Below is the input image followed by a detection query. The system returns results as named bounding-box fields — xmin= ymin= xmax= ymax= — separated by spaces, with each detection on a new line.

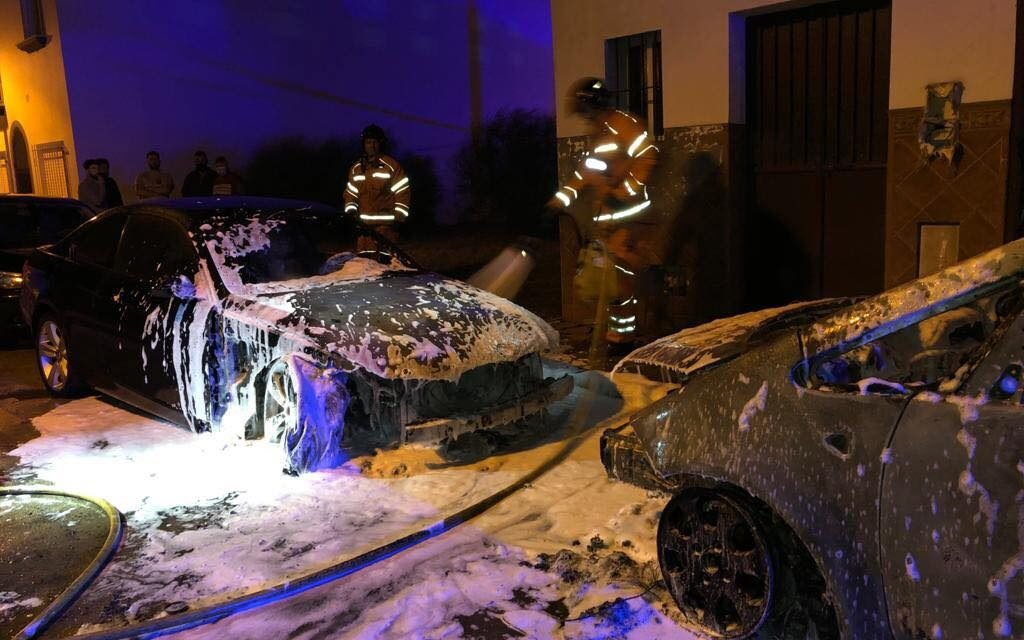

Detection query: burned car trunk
xmin=602 ymin=238 xmax=1024 ymax=638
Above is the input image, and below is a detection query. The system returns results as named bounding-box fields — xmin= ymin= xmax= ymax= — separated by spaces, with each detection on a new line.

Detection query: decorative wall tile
xmin=885 ymin=100 xmax=1011 ymax=287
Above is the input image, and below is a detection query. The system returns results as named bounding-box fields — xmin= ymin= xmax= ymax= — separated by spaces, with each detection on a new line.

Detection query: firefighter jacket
xmin=343 ymin=154 xmax=411 ymax=224
xmin=551 ymin=109 xmax=658 ymax=226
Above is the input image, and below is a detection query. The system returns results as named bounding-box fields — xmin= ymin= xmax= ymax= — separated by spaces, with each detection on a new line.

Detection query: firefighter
xmin=548 ymin=77 xmax=659 ymax=345
xmin=343 ymin=124 xmax=411 ymax=242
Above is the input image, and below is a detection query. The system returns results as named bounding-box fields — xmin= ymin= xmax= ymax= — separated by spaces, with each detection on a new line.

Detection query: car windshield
xmin=0 ymin=201 xmax=92 ymax=249
xmin=206 ymin=210 xmax=416 ymax=293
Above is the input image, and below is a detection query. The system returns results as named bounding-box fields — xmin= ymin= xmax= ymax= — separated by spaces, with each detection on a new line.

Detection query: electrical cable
xmin=0 ymin=487 xmax=123 ymax=640
xmin=16 ymin=369 xmax=610 ymax=639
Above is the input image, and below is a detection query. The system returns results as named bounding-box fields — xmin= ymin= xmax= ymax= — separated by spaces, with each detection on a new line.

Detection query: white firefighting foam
xmin=7 ymin=369 xmax=695 ymax=639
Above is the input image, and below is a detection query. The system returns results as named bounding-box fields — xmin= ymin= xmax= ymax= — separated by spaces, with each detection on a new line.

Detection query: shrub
xmin=453 ymin=109 xmax=557 ymax=233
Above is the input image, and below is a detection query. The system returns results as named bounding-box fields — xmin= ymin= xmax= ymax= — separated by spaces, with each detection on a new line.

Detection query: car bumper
xmin=401 ymin=374 xmax=574 ymax=445
xmin=0 ymin=292 xmax=27 ymax=335
xmin=599 ymin=425 xmax=679 ymax=492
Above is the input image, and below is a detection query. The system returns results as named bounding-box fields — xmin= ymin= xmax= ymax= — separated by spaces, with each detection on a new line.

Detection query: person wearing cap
xmin=547 ymin=77 xmax=660 ymax=346
xmin=182 ymin=150 xmax=217 ymax=197
xmin=78 ymin=158 xmax=106 ymax=210
xmin=343 ymin=124 xmax=410 ymax=241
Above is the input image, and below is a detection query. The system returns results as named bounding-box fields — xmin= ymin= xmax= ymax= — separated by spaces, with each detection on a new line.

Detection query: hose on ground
xmin=14 ymin=371 xmax=610 ymax=639
xmin=0 ymin=487 xmax=123 ymax=640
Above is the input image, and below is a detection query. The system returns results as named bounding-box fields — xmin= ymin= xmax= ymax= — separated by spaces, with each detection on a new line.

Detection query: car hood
xmin=0 ymin=248 xmax=32 ymax=275
xmin=614 ymin=298 xmax=855 ymax=384
xmin=224 ymin=271 xmax=559 ymax=381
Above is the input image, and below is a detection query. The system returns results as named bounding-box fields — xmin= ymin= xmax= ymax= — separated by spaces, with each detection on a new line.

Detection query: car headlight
xmin=0 ymin=271 xmax=24 ymax=290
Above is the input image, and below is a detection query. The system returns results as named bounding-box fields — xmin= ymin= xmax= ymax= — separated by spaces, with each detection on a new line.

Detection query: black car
xmin=0 ymin=195 xmax=93 ymax=334
xmin=20 ymin=197 xmax=569 ymax=473
xmin=603 ymin=239 xmax=1024 ymax=639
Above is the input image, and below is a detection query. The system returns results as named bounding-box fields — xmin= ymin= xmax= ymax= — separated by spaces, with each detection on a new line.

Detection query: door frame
xmin=1005 ymin=0 xmax=1024 ymax=241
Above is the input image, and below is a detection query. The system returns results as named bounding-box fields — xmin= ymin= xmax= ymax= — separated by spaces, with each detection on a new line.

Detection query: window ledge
xmin=17 ymin=34 xmax=50 ymax=53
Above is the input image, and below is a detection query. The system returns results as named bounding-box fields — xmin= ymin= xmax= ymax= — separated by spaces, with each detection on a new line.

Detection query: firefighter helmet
xmin=568 ymin=77 xmax=611 ymax=115
xmin=361 ymin=124 xmax=387 ymax=145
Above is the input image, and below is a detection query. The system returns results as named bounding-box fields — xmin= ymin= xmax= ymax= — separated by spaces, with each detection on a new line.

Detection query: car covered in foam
xmin=603 ymin=238 xmax=1024 ymax=639
xmin=21 ymin=197 xmax=570 ymax=472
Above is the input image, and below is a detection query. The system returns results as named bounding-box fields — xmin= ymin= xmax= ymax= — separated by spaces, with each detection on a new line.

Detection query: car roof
xmin=109 ymin=196 xmax=339 ymax=229
xmin=805 ymin=236 xmax=1024 ymax=359
xmin=0 ymin=194 xmax=92 ymax=208
xmin=134 ymin=196 xmax=337 ymax=215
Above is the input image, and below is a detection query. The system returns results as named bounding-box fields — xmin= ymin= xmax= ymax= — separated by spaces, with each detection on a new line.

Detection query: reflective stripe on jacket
xmin=343 ymin=154 xmax=411 ymax=224
xmin=552 ymin=110 xmax=658 ymax=224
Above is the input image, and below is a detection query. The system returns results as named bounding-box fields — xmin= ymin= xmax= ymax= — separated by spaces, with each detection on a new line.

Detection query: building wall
xmin=0 ymin=0 xmax=79 ymax=196
xmin=51 ymin=0 xmax=552 ymax=214
xmin=884 ymin=0 xmax=1017 ymax=286
xmin=889 ymin=0 xmax=1016 ymax=109
xmin=551 ymin=0 xmax=1019 ymax=321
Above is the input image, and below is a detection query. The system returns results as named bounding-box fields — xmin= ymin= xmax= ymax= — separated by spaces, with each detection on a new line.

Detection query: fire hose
xmin=4 ymin=372 xmax=609 ymax=640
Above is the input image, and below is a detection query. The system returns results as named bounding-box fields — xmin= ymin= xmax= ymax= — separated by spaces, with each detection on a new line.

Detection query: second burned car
xmin=604 ymin=240 xmax=1024 ymax=639
xmin=21 ymin=198 xmax=571 ymax=472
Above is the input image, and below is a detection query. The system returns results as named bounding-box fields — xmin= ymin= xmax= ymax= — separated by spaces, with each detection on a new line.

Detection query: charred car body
xmin=21 ymin=198 xmax=570 ymax=472
xmin=605 ymin=240 xmax=1024 ymax=639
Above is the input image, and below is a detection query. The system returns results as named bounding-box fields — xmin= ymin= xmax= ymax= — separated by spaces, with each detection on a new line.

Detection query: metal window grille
xmin=20 ymin=0 xmax=45 ymax=38
xmin=0 ymin=153 xmax=10 ymax=194
xmin=37 ymin=143 xmax=69 ymax=197
xmin=604 ymin=30 xmax=663 ymax=137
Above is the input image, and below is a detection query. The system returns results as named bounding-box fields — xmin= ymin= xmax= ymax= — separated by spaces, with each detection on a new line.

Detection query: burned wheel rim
xmin=37 ymin=320 xmax=69 ymax=392
xmin=658 ymin=489 xmax=774 ymax=638
xmin=264 ymin=360 xmax=297 ymax=443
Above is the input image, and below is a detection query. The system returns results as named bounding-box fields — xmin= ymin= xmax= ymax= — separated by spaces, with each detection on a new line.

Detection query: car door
xmin=61 ymin=212 xmax=126 ymax=387
xmin=108 ymin=213 xmax=202 ymax=414
xmin=880 ymin=283 xmax=1024 ymax=639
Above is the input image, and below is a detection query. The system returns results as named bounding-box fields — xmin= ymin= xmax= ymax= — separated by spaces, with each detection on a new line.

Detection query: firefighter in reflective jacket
xmin=548 ymin=77 xmax=659 ymax=344
xmin=344 ymin=124 xmax=411 ymax=239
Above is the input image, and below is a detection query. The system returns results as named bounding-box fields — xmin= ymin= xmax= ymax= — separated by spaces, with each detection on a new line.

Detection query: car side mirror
xmin=151 ymin=274 xmax=200 ymax=301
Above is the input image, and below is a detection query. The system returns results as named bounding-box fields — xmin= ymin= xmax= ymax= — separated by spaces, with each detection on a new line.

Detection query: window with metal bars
xmin=0 ymin=153 xmax=10 ymax=194
xmin=37 ymin=143 xmax=69 ymax=197
xmin=604 ymin=30 xmax=663 ymax=137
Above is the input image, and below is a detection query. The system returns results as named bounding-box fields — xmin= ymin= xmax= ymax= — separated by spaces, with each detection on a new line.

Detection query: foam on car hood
xmin=223 ymin=272 xmax=558 ymax=381
xmin=614 ymin=298 xmax=853 ymax=384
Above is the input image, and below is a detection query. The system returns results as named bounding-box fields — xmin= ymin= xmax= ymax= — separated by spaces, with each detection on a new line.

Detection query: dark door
xmin=10 ymin=126 xmax=32 ymax=194
xmin=62 ymin=213 xmax=127 ymax=387
xmin=746 ymin=0 xmax=890 ymax=308
xmin=109 ymin=214 xmax=200 ymax=411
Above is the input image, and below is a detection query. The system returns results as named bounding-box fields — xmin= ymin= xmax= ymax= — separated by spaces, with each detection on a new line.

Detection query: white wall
xmin=0 ymin=0 xmax=79 ymax=195
xmin=551 ymin=0 xmax=1019 ymax=137
xmin=889 ymin=0 xmax=1017 ymax=108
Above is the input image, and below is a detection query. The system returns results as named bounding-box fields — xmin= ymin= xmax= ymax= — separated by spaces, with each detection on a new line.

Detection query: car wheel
xmin=658 ymin=488 xmax=840 ymax=640
xmin=263 ymin=359 xmax=297 ymax=446
xmin=262 ymin=358 xmax=348 ymax=474
xmin=35 ymin=314 xmax=82 ymax=397
xmin=658 ymin=488 xmax=774 ymax=638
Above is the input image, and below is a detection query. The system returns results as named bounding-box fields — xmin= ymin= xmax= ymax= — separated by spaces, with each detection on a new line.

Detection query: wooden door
xmin=746 ymin=0 xmax=891 ymax=308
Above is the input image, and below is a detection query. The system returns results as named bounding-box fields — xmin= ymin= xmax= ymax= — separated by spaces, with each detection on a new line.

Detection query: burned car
xmin=604 ymin=239 xmax=1024 ymax=639
xmin=21 ymin=198 xmax=570 ymax=472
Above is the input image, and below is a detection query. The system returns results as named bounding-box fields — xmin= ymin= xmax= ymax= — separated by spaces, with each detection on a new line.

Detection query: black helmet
xmin=361 ymin=124 xmax=387 ymax=144
xmin=568 ymin=77 xmax=611 ymax=115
